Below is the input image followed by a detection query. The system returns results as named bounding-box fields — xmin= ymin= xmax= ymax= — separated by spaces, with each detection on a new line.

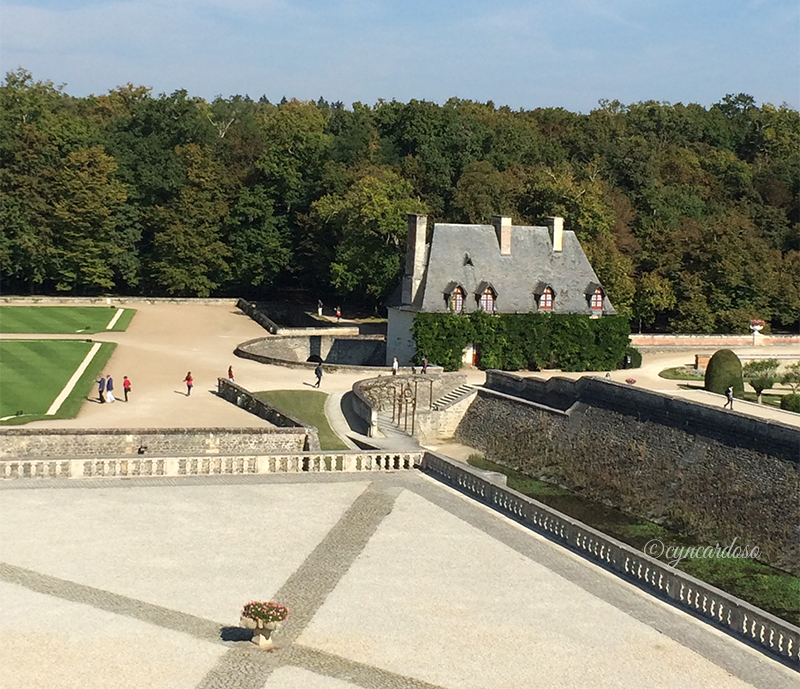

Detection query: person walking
xmin=724 ymin=385 xmax=734 ymax=409
xmin=392 ymin=357 xmax=399 ymax=376
xmin=123 ymin=376 xmax=131 ymax=402
xmin=421 ymin=355 xmax=428 ymax=374
xmin=314 ymin=363 xmax=323 ymax=388
xmin=184 ymin=371 xmax=194 ymax=396
xmin=317 ymin=299 xmax=323 ymax=317
xmin=335 ymin=306 xmax=341 ymax=322
xmin=105 ymin=374 xmax=116 ymax=403
xmin=228 ymin=366 xmax=234 ymax=383
xmin=97 ymin=375 xmax=106 ymax=404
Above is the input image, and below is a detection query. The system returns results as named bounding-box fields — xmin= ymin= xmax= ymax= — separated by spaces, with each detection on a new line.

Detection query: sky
xmin=1 ymin=0 xmax=798 ymax=112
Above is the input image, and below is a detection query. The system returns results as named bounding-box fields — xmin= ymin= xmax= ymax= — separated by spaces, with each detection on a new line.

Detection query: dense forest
xmin=1 ymin=68 xmax=798 ymax=333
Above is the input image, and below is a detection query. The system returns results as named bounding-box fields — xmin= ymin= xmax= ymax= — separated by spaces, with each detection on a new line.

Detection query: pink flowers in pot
xmin=241 ymin=601 xmax=289 ymax=623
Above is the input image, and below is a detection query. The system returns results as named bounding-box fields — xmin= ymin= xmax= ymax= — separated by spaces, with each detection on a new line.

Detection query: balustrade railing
xmin=1 ymin=452 xmax=421 ymax=480
xmin=419 ymin=451 xmax=800 ymax=668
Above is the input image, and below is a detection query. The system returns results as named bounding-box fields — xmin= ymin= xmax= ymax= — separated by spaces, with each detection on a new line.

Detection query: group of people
xmin=391 ymin=355 xmax=428 ymax=375
xmin=97 ymin=374 xmax=131 ymax=403
xmin=316 ymin=300 xmax=342 ymax=322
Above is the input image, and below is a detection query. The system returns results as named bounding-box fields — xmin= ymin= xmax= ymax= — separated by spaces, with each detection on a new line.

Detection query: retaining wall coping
xmin=473 ymin=386 xmax=569 ymax=416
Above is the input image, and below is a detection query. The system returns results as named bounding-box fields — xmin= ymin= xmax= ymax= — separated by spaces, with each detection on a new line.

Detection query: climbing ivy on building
xmin=412 ymin=312 xmax=631 ymax=372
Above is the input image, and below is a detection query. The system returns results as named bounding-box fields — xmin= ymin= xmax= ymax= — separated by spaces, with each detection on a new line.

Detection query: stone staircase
xmin=432 ymin=384 xmax=476 ymax=411
xmin=375 ymin=411 xmax=421 ymax=448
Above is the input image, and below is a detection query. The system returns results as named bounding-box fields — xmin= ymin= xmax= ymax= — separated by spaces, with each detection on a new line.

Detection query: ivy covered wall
xmin=412 ymin=312 xmax=632 ymax=372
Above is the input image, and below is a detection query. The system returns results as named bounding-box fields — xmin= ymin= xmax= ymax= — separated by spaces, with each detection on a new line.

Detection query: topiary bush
xmin=619 ymin=346 xmax=642 ymax=369
xmin=780 ymin=394 xmax=800 ymax=413
xmin=704 ymin=349 xmax=744 ymax=397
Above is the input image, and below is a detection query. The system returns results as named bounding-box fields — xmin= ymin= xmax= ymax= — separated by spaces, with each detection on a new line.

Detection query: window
xmin=479 ymin=288 xmax=496 ymax=313
xmin=539 ymin=287 xmax=553 ymax=311
xmin=591 ymin=288 xmax=604 ymax=311
xmin=450 ymin=286 xmax=465 ymax=313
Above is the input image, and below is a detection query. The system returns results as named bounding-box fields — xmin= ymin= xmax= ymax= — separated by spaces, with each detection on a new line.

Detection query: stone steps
xmin=432 ymin=384 xmax=475 ymax=411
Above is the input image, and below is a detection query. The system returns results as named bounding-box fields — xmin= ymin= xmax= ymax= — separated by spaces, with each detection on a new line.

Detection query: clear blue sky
xmin=2 ymin=0 xmax=798 ymax=111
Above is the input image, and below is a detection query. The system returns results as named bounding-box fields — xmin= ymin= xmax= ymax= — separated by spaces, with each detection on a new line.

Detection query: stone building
xmin=386 ymin=214 xmax=615 ymax=365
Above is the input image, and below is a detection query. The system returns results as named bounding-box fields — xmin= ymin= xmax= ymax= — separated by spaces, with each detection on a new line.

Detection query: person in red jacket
xmin=123 ymin=376 xmax=131 ymax=402
xmin=184 ymin=372 xmax=193 ymax=396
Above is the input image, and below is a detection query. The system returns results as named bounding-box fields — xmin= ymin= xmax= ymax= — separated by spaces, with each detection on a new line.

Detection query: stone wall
xmin=0 ymin=427 xmax=309 ymax=459
xmin=236 ymin=334 xmax=387 ymax=370
xmin=630 ymin=333 xmax=800 ymax=349
xmin=456 ymin=372 xmax=800 ymax=574
xmin=237 ymin=298 xmax=279 ymax=334
xmin=216 ymin=378 xmax=320 ymax=450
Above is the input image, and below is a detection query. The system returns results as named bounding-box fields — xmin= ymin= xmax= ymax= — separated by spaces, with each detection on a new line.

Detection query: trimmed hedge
xmin=704 ymin=349 xmax=744 ymax=397
xmin=412 ymin=312 xmax=630 ymax=372
xmin=780 ymin=394 xmax=800 ymax=413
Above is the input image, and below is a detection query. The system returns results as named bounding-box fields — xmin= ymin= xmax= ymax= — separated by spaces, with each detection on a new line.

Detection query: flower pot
xmin=240 ymin=616 xmax=280 ymax=648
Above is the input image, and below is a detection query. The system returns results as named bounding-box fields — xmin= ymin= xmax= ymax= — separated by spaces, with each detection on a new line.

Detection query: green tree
xmin=222 ymin=185 xmax=291 ymax=293
xmin=309 ymin=167 xmax=426 ymax=301
xmin=150 ymin=144 xmax=229 ymax=296
xmin=50 ymin=146 xmax=128 ymax=292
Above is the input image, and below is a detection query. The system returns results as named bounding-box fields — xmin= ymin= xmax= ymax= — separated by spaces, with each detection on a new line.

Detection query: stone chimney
xmin=544 ymin=216 xmax=563 ymax=252
xmin=402 ymin=214 xmax=428 ymax=305
xmin=492 ymin=215 xmax=512 ymax=255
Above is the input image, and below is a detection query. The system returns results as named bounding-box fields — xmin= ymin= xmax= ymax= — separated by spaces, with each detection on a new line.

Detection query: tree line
xmin=1 ymin=68 xmax=798 ymax=333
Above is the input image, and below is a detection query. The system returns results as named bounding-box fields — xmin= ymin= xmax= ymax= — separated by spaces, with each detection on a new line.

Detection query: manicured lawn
xmin=467 ymin=454 xmax=800 ymax=625
xmin=0 ymin=306 xmax=135 ymax=333
xmin=0 ymin=340 xmax=116 ymax=424
xmin=253 ymin=389 xmax=348 ymax=451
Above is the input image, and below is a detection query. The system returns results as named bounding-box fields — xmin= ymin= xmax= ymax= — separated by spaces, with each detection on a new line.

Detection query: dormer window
xmin=449 ymin=286 xmax=465 ymax=313
xmin=590 ymin=288 xmax=604 ymax=313
xmin=539 ymin=287 xmax=554 ymax=311
xmin=479 ymin=286 xmax=496 ymax=313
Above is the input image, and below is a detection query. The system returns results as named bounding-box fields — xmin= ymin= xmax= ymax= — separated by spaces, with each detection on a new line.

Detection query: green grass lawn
xmin=253 ymin=389 xmax=348 ymax=451
xmin=0 ymin=340 xmax=116 ymax=424
xmin=467 ymin=454 xmax=800 ymax=625
xmin=0 ymin=306 xmax=135 ymax=333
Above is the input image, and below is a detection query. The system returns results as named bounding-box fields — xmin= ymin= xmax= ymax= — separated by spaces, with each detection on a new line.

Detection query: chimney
xmin=544 ymin=216 xmax=563 ymax=252
xmin=492 ymin=215 xmax=512 ymax=255
xmin=402 ymin=214 xmax=428 ymax=305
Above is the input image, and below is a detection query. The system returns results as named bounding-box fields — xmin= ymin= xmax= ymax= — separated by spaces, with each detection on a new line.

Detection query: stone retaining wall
xmin=456 ymin=372 xmax=800 ymax=574
xmin=630 ymin=333 xmax=800 ymax=348
xmin=216 ymin=378 xmax=320 ymax=450
xmin=419 ymin=452 xmax=800 ymax=667
xmin=236 ymin=336 xmax=391 ymax=372
xmin=0 ymin=427 xmax=308 ymax=458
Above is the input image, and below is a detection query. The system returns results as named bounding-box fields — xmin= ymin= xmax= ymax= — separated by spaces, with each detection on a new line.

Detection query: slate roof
xmin=401 ymin=223 xmax=615 ymax=315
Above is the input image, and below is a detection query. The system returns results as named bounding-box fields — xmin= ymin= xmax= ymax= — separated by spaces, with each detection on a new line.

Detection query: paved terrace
xmin=1 ymin=471 xmax=796 ymax=689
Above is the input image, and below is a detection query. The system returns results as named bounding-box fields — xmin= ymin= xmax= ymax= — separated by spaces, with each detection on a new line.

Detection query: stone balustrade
xmin=1 ymin=451 xmax=421 ymax=480
xmin=418 ymin=451 xmax=800 ymax=668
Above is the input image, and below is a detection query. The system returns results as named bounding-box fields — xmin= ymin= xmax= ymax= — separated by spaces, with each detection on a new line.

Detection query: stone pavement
xmin=1 ymin=472 xmax=795 ymax=689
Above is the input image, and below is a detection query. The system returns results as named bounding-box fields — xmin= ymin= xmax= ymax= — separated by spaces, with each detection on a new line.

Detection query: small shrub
xmin=619 ymin=346 xmax=642 ymax=369
xmin=780 ymin=394 xmax=800 ymax=413
xmin=704 ymin=349 xmax=744 ymax=397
